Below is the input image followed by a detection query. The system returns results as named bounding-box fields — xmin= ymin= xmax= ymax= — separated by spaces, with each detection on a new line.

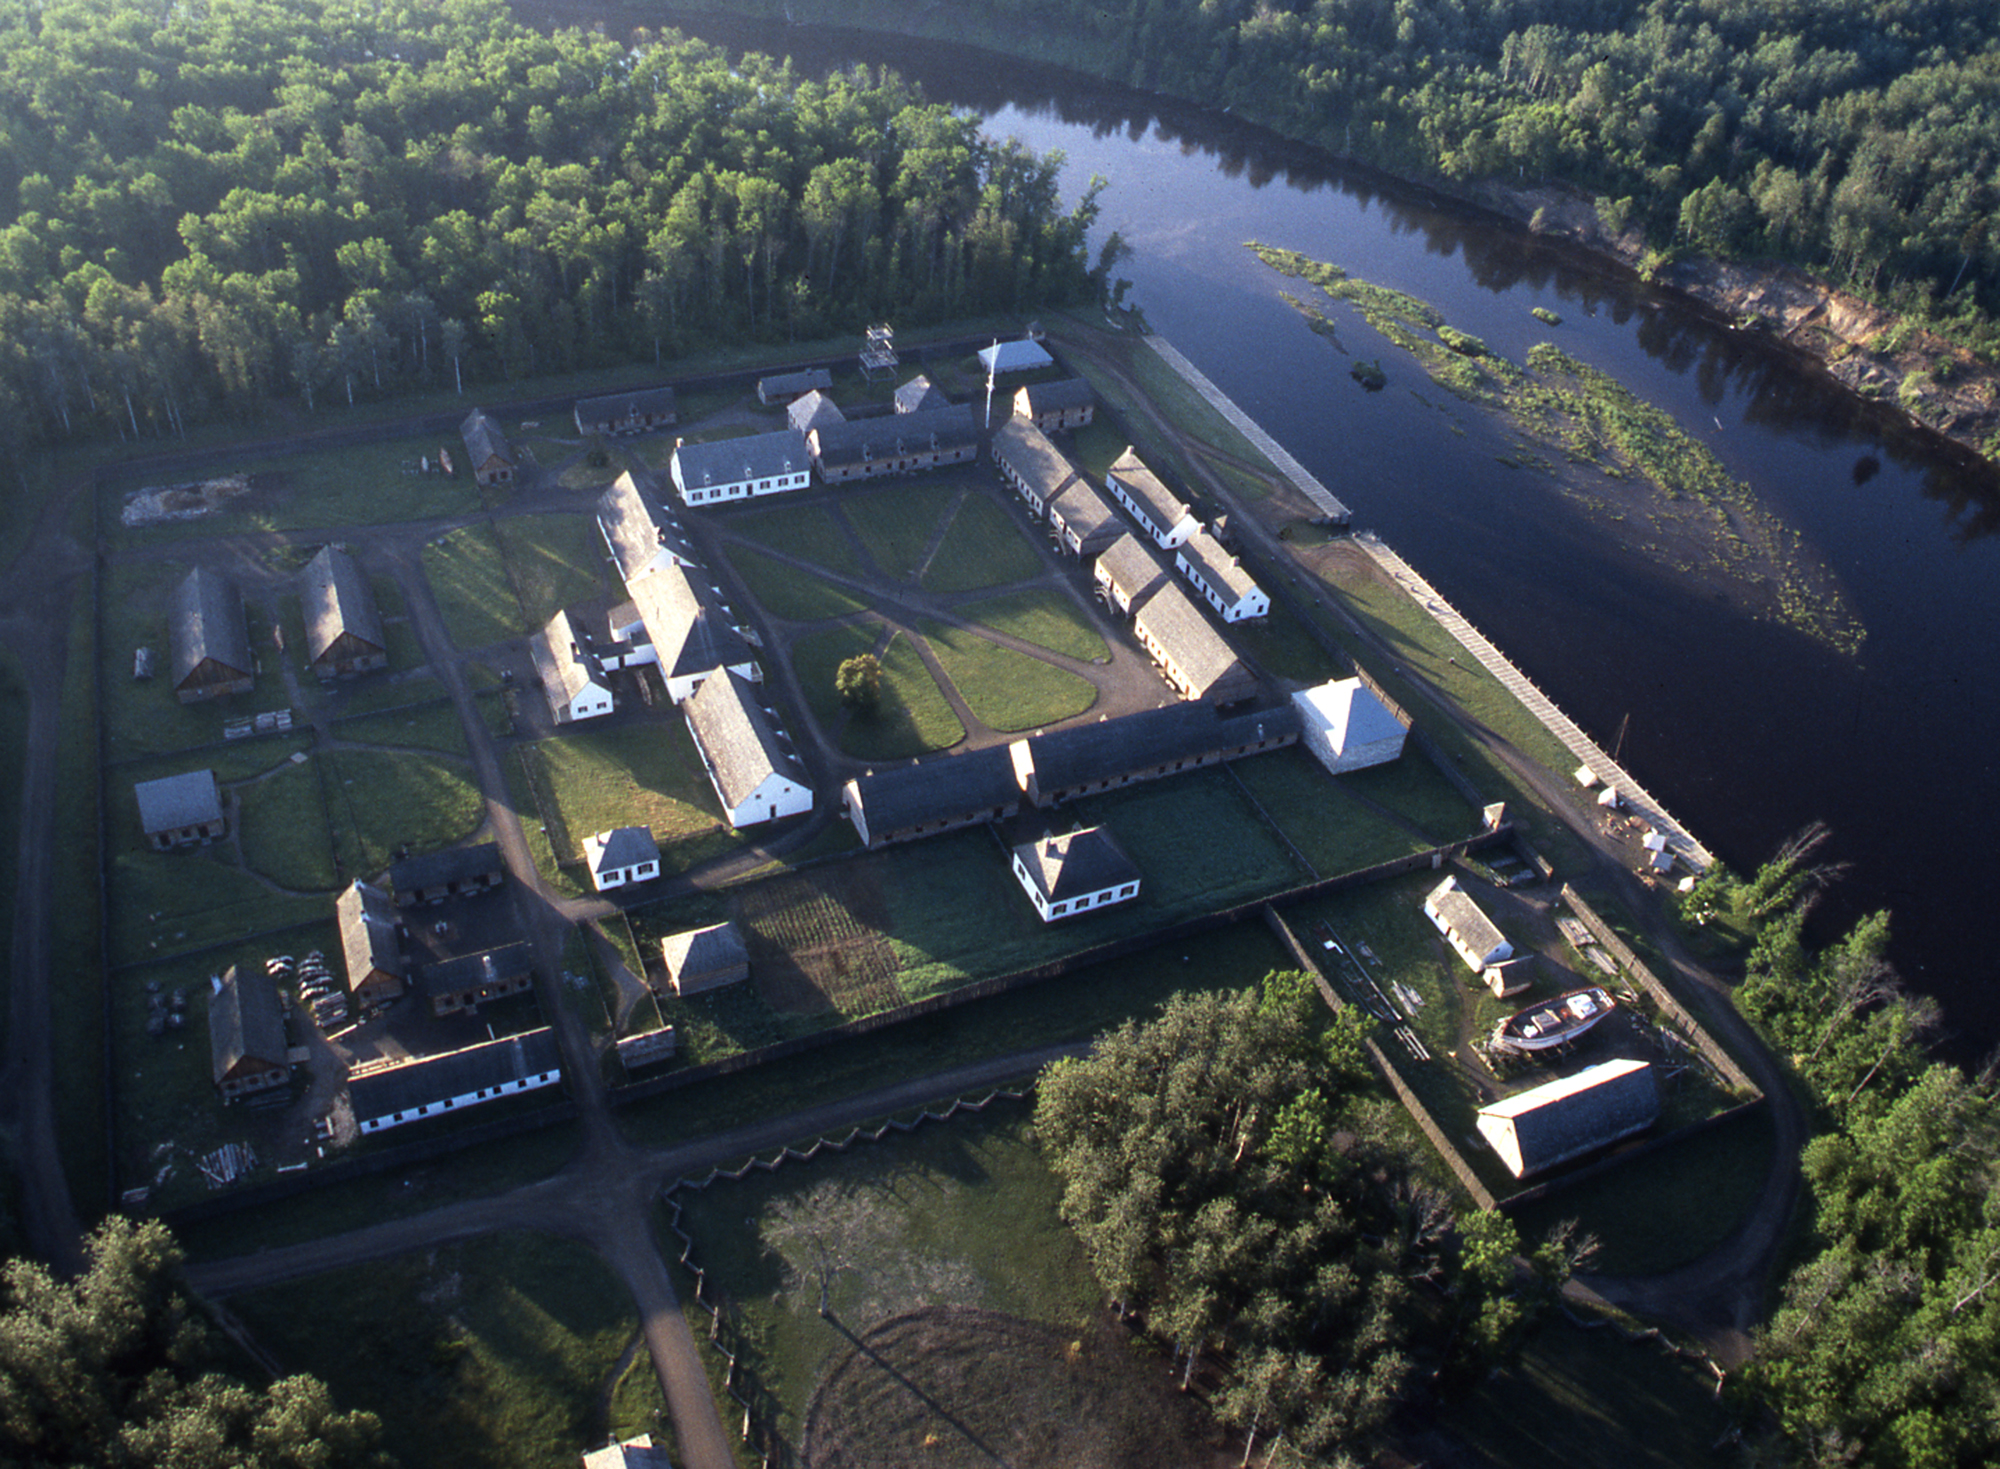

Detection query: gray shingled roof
xmin=597 ymin=473 xmax=690 ymax=585
xmin=1048 ymin=481 xmax=1122 ymax=552
xmin=787 ymin=389 xmax=845 ymax=434
xmin=170 ymin=567 xmax=252 ymax=688
xmin=684 ymin=670 xmax=806 ymax=812
xmin=587 ymin=826 xmax=660 ymax=875
xmin=300 ymin=545 xmax=385 ymax=665
xmin=625 ymin=563 xmax=754 ymax=681
xmin=990 ymin=418 xmax=1078 ymax=503
xmin=1014 ymin=826 xmax=1140 ymax=905
xmin=760 ymin=368 xmax=833 ymax=402
xmin=529 ymin=609 xmax=609 ymax=711
xmin=1096 ymin=533 xmax=1171 ymax=608
xmin=575 ymin=386 xmax=677 ymax=426
xmin=389 ymin=842 xmax=504 ymax=896
xmin=812 ymin=404 xmax=978 ymax=471
xmin=336 ymin=879 xmax=404 ymax=989
xmin=1016 ymin=377 xmax=1096 ymax=418
xmin=662 ymin=921 xmax=748 ymax=983
xmin=1133 ymin=583 xmax=1247 ymax=699
xmin=1477 ymin=1059 xmax=1659 ymax=1177
xmin=460 ymin=408 xmax=512 ymax=467
xmin=893 ymin=374 xmax=949 ymax=413
xmin=134 ymin=769 xmax=222 ymax=834
xmin=1177 ymin=528 xmax=1261 ymax=604
xmin=1107 ymin=448 xmax=1195 ymax=534
xmin=845 ymin=745 xmax=1021 ymax=836
xmin=1426 ymin=876 xmax=1508 ymax=961
xmin=349 ymin=1028 xmax=561 ymax=1124
xmin=207 ymin=964 xmax=287 ymax=1085
xmin=673 ymin=429 xmax=810 ymax=490
xmin=421 ymin=942 xmax=533 ymax=1000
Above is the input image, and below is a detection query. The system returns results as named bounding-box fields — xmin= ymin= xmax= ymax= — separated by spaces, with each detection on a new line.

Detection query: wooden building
xmin=574 ymin=386 xmax=677 ymax=436
xmin=659 ymin=921 xmax=749 ymax=996
xmin=809 ymin=404 xmax=979 ymax=483
xmin=336 ymin=878 xmax=407 ymax=1005
xmin=1476 ymin=1060 xmax=1658 ymax=1178
xmin=683 ymin=670 xmax=812 ymax=828
xmin=459 ymin=408 xmax=515 ymax=487
xmin=1131 ymin=583 xmax=1256 ymax=704
xmin=1174 ymin=528 xmax=1269 ymax=622
xmin=207 ymin=964 xmax=290 ymax=1100
xmin=388 ymin=842 xmax=505 ymax=907
xmin=135 ymin=769 xmax=225 ymax=850
xmin=670 ymin=429 xmax=812 ymax=506
xmin=350 ymin=1028 xmax=562 ymax=1137
xmin=170 ymin=567 xmax=254 ymax=703
xmin=1013 ymin=377 xmax=1095 ymax=432
xmin=1105 ymin=448 xmax=1200 ymax=549
xmin=842 ymin=746 xmax=1022 ymax=848
xmin=299 ymin=546 xmax=387 ymax=680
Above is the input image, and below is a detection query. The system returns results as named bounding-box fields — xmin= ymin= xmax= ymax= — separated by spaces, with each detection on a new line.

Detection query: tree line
xmin=0 ymin=0 xmax=1104 ymax=453
xmin=842 ymin=0 xmax=2000 ymax=356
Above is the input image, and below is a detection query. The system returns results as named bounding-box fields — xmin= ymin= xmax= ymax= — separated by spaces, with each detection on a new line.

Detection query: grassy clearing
xmin=919 ymin=494 xmax=1043 ymax=592
xmin=1066 ymin=418 xmax=1128 ymax=483
xmin=495 ymin=512 xmax=610 ymax=629
xmin=1071 ymin=765 xmax=1307 ymax=913
xmin=331 ymin=672 xmax=446 ymax=716
xmin=107 ymin=838 xmax=322 ymax=969
xmin=790 ymin=622 xmax=884 ymax=730
xmin=1229 ymin=601 xmax=1336 ymax=683
xmin=322 ymin=747 xmax=485 ymax=879
xmin=103 ymin=433 xmax=481 ymax=547
xmin=669 ymin=1105 xmax=1100 ymax=1448
xmin=519 ymin=721 xmax=737 ymax=878
xmin=917 ymin=621 xmax=1097 ymax=733
xmin=729 ymin=503 xmax=866 ymax=580
xmin=725 ymin=546 xmax=869 ymax=623
xmin=423 ymin=522 xmax=523 ymax=652
xmin=235 ymin=757 xmax=339 ymax=891
xmin=331 ymin=700 xmax=472 ymax=756
xmin=227 ymin=1233 xmax=637 ymax=1469
xmin=1229 ymin=747 xmax=1433 ymax=875
xmin=954 ymin=587 xmax=1109 ymax=662
xmin=843 ymin=482 xmax=960 ymax=581
xmin=838 ymin=633 xmax=964 ymax=762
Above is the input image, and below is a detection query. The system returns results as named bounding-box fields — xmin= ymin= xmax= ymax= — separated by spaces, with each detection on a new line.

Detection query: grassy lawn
xmin=790 ymin=622 xmax=884 ymax=730
xmin=331 ymin=699 xmax=472 ymax=756
xmin=842 ymin=481 xmax=961 ymax=582
xmin=104 ymin=433 xmax=481 ymax=547
xmin=321 ymin=747 xmax=485 ymax=879
xmin=495 ymin=512 xmax=610 ymax=629
xmin=729 ymin=503 xmax=867 ymax=580
xmin=330 ymin=672 xmax=446 ymax=716
xmin=106 ymin=841 xmax=322 ymax=969
xmin=917 ymin=621 xmax=1097 ymax=733
xmin=423 ymin=522 xmax=524 ymax=652
xmin=226 ymin=1233 xmax=641 ymax=1469
xmin=954 ymin=587 xmax=1109 ymax=662
xmin=919 ymin=494 xmax=1044 ymax=592
xmin=725 ymin=546 xmax=869 ymax=623
xmin=1337 ymin=744 xmax=1483 ymax=843
xmin=1229 ymin=746 xmax=1435 ymax=875
xmin=839 ymin=632 xmax=964 ymax=761
xmin=1230 ymin=601 xmax=1338 ymax=683
xmin=667 ymin=1104 xmax=1100 ymax=1450
xmin=1070 ymin=765 xmax=1307 ymax=915
xmin=235 ymin=756 xmax=339 ymax=891
xmin=518 ymin=721 xmax=738 ymax=879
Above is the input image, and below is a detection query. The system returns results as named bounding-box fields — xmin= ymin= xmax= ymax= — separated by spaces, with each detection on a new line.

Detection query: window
xmin=1050 ymin=902 xmax=1067 ymax=916
xmin=1119 ymin=884 xmax=1137 ymax=897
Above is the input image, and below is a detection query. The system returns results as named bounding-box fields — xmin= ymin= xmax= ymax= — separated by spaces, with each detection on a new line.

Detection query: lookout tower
xmin=860 ymin=323 xmax=898 ymax=382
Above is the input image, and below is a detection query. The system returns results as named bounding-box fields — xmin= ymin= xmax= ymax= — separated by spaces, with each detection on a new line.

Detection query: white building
xmin=1423 ymin=875 xmax=1513 ymax=972
xmin=1174 ymin=528 xmax=1269 ymax=622
xmin=529 ymin=609 xmax=615 ymax=724
xmin=684 ymin=669 xmax=812 ymax=828
xmin=1292 ymin=678 xmax=1409 ymax=774
xmin=349 ymin=1029 xmax=562 ymax=1137
xmin=670 ymin=429 xmax=812 ymax=506
xmin=582 ymin=826 xmax=661 ymax=891
xmin=1105 ymin=447 xmax=1200 ymax=549
xmin=1010 ymin=826 xmax=1142 ymax=923
xmin=624 ymin=563 xmax=758 ymax=705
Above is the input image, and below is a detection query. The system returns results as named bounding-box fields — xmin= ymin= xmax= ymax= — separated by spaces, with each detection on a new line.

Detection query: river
xmin=595 ymin=9 xmax=2000 ymax=1056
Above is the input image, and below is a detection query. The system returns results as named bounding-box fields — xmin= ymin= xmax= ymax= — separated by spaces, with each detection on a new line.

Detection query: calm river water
xmin=626 ymin=10 xmax=2000 ymax=1055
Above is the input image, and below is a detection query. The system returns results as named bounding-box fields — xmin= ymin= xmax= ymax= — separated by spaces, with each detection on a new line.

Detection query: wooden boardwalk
xmin=1353 ymin=531 xmax=1716 ymax=872
xmin=1142 ymin=333 xmax=1352 ymax=525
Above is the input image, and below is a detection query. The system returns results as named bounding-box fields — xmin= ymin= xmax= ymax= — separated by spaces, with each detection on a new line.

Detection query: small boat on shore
xmin=1492 ymin=986 xmax=1614 ymax=1055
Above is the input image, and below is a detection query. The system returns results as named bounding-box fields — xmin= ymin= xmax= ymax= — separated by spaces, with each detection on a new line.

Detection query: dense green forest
xmin=0 ymin=0 xmax=1102 ymax=450
xmin=784 ymin=0 xmax=2000 ymax=351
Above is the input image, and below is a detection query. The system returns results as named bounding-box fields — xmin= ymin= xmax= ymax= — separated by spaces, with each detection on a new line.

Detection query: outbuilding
xmin=350 ymin=1028 xmax=562 ymax=1136
xmin=758 ymin=368 xmax=833 ymax=406
xmin=530 ymin=608 xmax=616 ymax=724
xmin=659 ymin=921 xmax=749 ymax=996
xmin=336 ymin=878 xmax=406 ymax=1005
xmin=388 ymin=842 xmax=505 ymax=907
xmin=584 ymin=826 xmax=662 ymax=891
xmin=574 ymin=386 xmax=677 ymax=437
xmin=207 ymin=964 xmax=290 ymax=1100
xmin=1476 ymin=1059 xmax=1659 ymax=1178
xmin=459 ymin=408 xmax=515 ymax=487
xmin=1292 ymin=678 xmax=1409 ymax=774
xmin=135 ymin=769 xmax=225 ymax=850
xmin=978 ymin=338 xmax=1054 ymax=375
xmin=170 ymin=567 xmax=254 ymax=703
xmin=842 ymin=746 xmax=1021 ymax=848
xmin=299 ymin=546 xmax=387 ymax=680
xmin=1423 ymin=875 xmax=1513 ymax=972
xmin=1011 ymin=826 xmax=1142 ymax=922
xmin=1013 ymin=377 xmax=1095 ymax=432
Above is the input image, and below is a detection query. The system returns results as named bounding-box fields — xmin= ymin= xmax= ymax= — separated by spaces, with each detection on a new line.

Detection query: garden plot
xmin=736 ymin=866 xmax=902 ymax=1019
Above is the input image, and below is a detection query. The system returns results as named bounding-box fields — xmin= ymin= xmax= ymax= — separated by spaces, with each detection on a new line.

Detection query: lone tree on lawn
xmin=835 ymin=653 xmax=881 ymax=711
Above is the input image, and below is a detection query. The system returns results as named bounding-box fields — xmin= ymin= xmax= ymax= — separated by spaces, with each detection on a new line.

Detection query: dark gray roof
xmin=1016 ymin=377 xmax=1095 ymax=417
xmin=170 ymin=567 xmax=252 ymax=687
xmin=662 ymin=921 xmax=748 ymax=981
xmin=673 ymin=429 xmax=810 ymax=489
xmin=1019 ymin=703 xmax=1298 ymax=794
xmin=134 ymin=769 xmax=222 ymax=834
xmin=893 ymin=374 xmax=949 ymax=413
xmin=684 ymin=670 xmax=807 ymax=811
xmin=300 ymin=545 xmax=385 ymax=664
xmin=459 ymin=408 xmax=512 ymax=467
xmin=575 ymin=386 xmax=677 ymax=424
xmin=208 ymin=964 xmax=287 ymax=1083
xmin=1478 ymin=1059 xmax=1659 ymax=1177
xmin=588 ymin=825 xmax=660 ymax=875
xmin=1095 ymin=533 xmax=1171 ymax=606
xmin=1133 ymin=583 xmax=1247 ymax=699
xmin=845 ymin=745 xmax=1021 ymax=835
xmin=422 ymin=942 xmax=533 ymax=998
xmin=349 ymin=1027 xmax=562 ymax=1123
xmin=760 ymin=368 xmax=833 ymax=402
xmin=1426 ymin=877 xmax=1508 ymax=960
xmin=812 ymin=404 xmax=978 ymax=471
xmin=1014 ymin=826 xmax=1140 ymax=904
xmin=336 ymin=879 xmax=404 ymax=987
xmin=787 ymin=390 xmax=845 ymax=434
xmin=389 ymin=842 xmax=504 ymax=896
xmin=990 ymin=419 xmax=1077 ymax=503
xmin=626 ymin=564 xmax=754 ymax=681
xmin=1048 ymin=481 xmax=1122 ymax=551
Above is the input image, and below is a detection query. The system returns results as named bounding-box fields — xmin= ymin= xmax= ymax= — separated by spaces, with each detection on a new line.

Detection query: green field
xmin=843 ymin=481 xmax=961 ymax=581
xmin=495 ymin=512 xmax=609 ymax=629
xmin=226 ymin=1233 xmax=658 ymax=1469
xmin=235 ymin=756 xmax=340 ymax=890
xmin=1229 ymin=746 xmax=1435 ymax=874
xmin=517 ymin=721 xmax=736 ymax=881
xmin=424 ymin=522 xmax=524 ymax=652
xmin=725 ymin=545 xmax=869 ymax=622
xmin=106 ymin=842 xmax=322 ymax=969
xmin=838 ymin=632 xmax=964 ymax=761
xmin=101 ymin=559 xmax=271 ymax=760
xmin=953 ymin=588 xmax=1109 ymax=663
xmin=331 ymin=699 xmax=472 ymax=756
xmin=730 ymin=502 xmax=867 ymax=580
xmin=918 ymin=620 xmax=1097 ymax=732
xmin=322 ymin=747 xmax=485 ymax=878
xmin=920 ymin=493 xmax=1044 ymax=592
xmin=790 ymin=622 xmax=886 ymax=729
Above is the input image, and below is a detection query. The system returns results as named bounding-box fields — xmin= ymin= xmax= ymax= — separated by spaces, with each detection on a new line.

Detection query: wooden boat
xmin=1491 ymin=986 xmax=1614 ymax=1054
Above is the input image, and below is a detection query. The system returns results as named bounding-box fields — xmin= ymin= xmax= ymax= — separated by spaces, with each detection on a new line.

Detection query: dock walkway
xmin=1353 ymin=531 xmax=1716 ymax=872
xmin=1142 ymin=333 xmax=1352 ymax=525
